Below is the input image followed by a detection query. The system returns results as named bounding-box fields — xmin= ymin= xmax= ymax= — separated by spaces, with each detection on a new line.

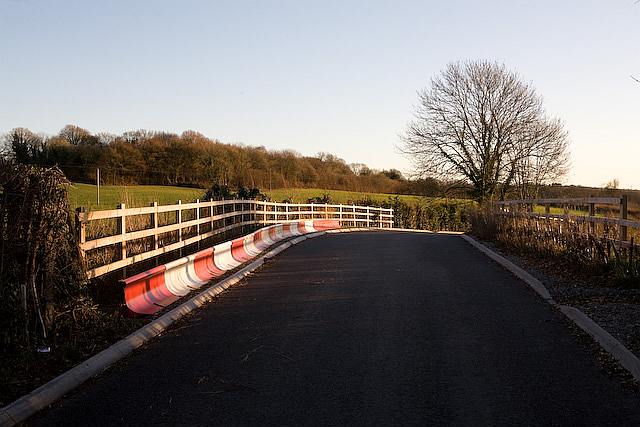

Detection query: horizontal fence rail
xmin=494 ymin=197 xmax=623 ymax=206
xmin=76 ymin=199 xmax=394 ymax=278
xmin=494 ymin=195 xmax=639 ymax=248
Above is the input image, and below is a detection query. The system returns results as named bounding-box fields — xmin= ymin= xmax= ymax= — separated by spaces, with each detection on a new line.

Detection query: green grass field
xmin=69 ymin=183 xmax=205 ymax=210
xmin=532 ymin=205 xmax=580 ymax=215
xmin=264 ymin=188 xmax=434 ymax=206
xmin=68 ymin=184 xmax=471 ymax=210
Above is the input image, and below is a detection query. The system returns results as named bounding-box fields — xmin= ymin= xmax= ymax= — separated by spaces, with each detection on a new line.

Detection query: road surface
xmin=34 ymin=232 xmax=640 ymax=425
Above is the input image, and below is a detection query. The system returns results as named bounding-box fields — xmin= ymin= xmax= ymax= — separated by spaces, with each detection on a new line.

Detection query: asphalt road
xmin=34 ymin=232 xmax=640 ymax=426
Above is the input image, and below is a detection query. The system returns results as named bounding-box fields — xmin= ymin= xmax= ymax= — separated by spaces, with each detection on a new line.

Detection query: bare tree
xmin=604 ymin=178 xmax=620 ymax=190
xmin=349 ymin=163 xmax=368 ymax=175
xmin=96 ymin=132 xmax=116 ymax=146
xmin=401 ymin=60 xmax=570 ymax=202
xmin=59 ymin=124 xmax=98 ymax=146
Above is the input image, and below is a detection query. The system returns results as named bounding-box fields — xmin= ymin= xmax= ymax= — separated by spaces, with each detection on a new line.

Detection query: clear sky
xmin=1 ymin=0 xmax=639 ymax=188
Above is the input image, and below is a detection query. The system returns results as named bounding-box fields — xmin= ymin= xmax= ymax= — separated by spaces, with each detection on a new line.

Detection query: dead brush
xmin=0 ymin=161 xmax=88 ymax=351
xmin=472 ymin=209 xmax=640 ymax=288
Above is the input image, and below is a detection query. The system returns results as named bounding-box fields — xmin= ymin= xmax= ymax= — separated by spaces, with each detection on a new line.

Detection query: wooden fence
xmin=76 ymin=200 xmax=394 ymax=279
xmin=494 ymin=195 xmax=640 ymax=248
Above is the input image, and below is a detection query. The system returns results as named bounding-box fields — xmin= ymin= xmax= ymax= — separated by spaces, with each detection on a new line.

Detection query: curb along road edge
xmin=460 ymin=234 xmax=640 ymax=384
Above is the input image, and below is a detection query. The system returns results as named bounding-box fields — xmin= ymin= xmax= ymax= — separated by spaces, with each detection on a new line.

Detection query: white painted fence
xmin=76 ymin=199 xmax=394 ymax=278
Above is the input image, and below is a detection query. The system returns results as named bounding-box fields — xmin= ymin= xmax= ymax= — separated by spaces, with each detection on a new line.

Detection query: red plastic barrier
xmin=268 ymin=226 xmax=278 ymax=241
xmin=122 ymin=265 xmax=179 ymax=315
xmin=312 ymin=219 xmax=341 ymax=231
xmin=297 ymin=220 xmax=311 ymax=234
xmin=231 ymin=237 xmax=252 ymax=263
xmin=193 ymin=248 xmax=225 ymax=281
xmin=253 ymin=228 xmax=273 ymax=250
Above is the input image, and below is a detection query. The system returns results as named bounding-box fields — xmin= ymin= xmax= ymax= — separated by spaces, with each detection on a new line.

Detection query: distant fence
xmin=494 ymin=195 xmax=640 ymax=248
xmin=76 ymin=200 xmax=394 ymax=278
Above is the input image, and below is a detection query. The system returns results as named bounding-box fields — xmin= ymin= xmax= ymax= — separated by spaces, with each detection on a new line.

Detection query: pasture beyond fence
xmin=77 ymin=200 xmax=394 ymax=279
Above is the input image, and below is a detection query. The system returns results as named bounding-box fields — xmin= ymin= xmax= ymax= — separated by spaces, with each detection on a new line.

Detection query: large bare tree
xmin=402 ymin=60 xmax=569 ymax=202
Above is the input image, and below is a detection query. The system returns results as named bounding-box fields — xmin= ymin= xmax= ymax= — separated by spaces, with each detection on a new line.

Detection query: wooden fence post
xmin=620 ymin=195 xmax=628 ymax=242
xmin=118 ymin=203 xmax=127 ymax=277
xmin=263 ymin=201 xmax=267 ymax=224
xmin=252 ymin=201 xmax=256 ymax=226
xmin=75 ymin=207 xmax=86 ymax=261
xmin=177 ymin=200 xmax=182 ymax=257
xmin=196 ymin=199 xmax=201 ymax=250
xmin=221 ymin=200 xmax=225 ymax=228
xmin=588 ymin=197 xmax=595 ymax=234
xmin=366 ymin=206 xmax=370 ymax=228
xmin=210 ymin=200 xmax=214 ymax=232
xmin=118 ymin=203 xmax=126 ymax=260
xmin=152 ymin=202 xmax=159 ymax=266
xmin=152 ymin=202 xmax=158 ymax=251
xmin=232 ymin=201 xmax=236 ymax=234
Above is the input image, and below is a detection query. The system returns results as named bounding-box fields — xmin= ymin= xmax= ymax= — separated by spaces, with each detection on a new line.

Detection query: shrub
xmin=348 ymin=196 xmax=472 ymax=231
xmin=203 ymin=184 xmax=267 ymax=201
xmin=307 ymin=193 xmax=332 ymax=204
xmin=0 ymin=160 xmax=90 ymax=352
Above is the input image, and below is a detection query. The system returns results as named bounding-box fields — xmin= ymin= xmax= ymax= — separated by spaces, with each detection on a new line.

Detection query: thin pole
xmin=96 ymin=168 xmax=100 ymax=206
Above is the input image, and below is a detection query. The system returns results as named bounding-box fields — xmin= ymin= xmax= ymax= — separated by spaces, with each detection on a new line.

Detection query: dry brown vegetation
xmin=470 ymin=208 xmax=640 ymax=287
xmin=0 ymin=161 xmax=87 ymax=351
xmin=0 ymin=161 xmax=149 ymax=406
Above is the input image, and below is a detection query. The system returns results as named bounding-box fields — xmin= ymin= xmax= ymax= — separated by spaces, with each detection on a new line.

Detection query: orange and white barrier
xmin=122 ymin=266 xmax=179 ymax=315
xmin=122 ymin=219 xmax=340 ymax=314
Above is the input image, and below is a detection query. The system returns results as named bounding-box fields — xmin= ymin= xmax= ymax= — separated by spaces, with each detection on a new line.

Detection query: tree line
xmin=1 ymin=125 xmax=451 ymax=197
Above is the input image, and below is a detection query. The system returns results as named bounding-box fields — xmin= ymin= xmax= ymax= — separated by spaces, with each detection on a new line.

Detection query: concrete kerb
xmin=460 ymin=234 xmax=554 ymax=302
xmin=0 ymin=230 xmax=334 ymax=426
xmin=386 ymin=228 xmax=464 ymax=235
xmin=460 ymin=233 xmax=640 ymax=383
xmin=559 ymin=305 xmax=640 ymax=381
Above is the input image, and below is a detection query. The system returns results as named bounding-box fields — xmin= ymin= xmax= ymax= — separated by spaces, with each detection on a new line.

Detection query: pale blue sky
xmin=1 ymin=0 xmax=639 ymax=187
